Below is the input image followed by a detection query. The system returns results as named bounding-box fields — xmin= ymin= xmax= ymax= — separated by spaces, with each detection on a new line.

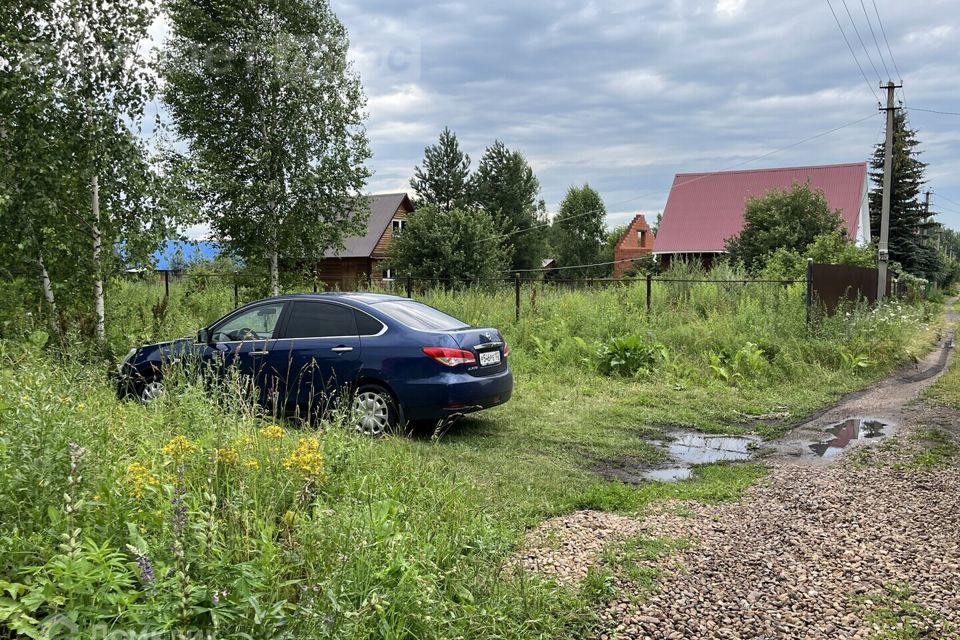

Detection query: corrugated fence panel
xmin=811 ymin=262 xmax=892 ymax=313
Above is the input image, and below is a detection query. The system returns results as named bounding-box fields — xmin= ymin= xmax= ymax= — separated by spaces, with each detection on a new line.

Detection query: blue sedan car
xmin=117 ymin=293 xmax=512 ymax=435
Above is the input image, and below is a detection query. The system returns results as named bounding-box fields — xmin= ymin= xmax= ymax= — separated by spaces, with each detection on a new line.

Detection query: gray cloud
xmin=334 ymin=0 xmax=960 ymax=228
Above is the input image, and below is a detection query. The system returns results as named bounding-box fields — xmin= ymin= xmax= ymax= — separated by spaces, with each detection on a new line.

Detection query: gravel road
xmin=519 ymin=403 xmax=960 ymax=639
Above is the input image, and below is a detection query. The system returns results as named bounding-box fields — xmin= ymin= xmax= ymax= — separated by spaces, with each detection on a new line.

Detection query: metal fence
xmin=6 ymin=261 xmax=922 ymax=331
xmin=117 ymin=269 xmax=810 ymax=323
xmin=808 ymin=261 xmax=919 ymax=314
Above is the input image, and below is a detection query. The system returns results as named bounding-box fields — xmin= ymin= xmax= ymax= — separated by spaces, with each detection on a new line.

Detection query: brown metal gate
xmin=809 ymin=262 xmax=891 ymax=314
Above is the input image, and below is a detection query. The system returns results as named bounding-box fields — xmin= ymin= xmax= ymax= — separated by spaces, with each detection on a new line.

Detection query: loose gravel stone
xmin=517 ymin=409 xmax=960 ymax=639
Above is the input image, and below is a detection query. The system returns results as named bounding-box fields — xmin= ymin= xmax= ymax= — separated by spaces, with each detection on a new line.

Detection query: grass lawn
xmin=0 ymin=274 xmax=947 ymax=638
xmin=385 ymin=366 xmax=891 ymax=525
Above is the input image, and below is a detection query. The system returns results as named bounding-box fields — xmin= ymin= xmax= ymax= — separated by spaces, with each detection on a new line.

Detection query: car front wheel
xmin=139 ymin=379 xmax=166 ymax=404
xmin=352 ymin=384 xmax=397 ymax=436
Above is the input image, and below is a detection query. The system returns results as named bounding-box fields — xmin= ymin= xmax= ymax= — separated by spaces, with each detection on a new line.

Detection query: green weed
xmin=0 ymin=264 xmax=940 ymax=638
xmin=855 ymin=583 xmax=955 ymax=639
xmin=596 ymin=334 xmax=669 ymax=378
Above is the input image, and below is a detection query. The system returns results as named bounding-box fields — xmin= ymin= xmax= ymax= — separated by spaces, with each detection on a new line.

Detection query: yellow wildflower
xmin=215 ymin=447 xmax=238 ymax=465
xmin=162 ymin=435 xmax=198 ymax=459
xmin=234 ymin=435 xmax=254 ymax=448
xmin=258 ymin=425 xmax=285 ymax=440
xmin=281 ymin=437 xmax=324 ymax=477
xmin=243 ymin=459 xmax=259 ymax=470
xmin=126 ymin=462 xmax=158 ymax=499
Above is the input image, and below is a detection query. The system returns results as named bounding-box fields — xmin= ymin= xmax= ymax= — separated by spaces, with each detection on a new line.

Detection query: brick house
xmin=613 ymin=214 xmax=654 ymax=278
xmin=318 ymin=192 xmax=413 ymax=289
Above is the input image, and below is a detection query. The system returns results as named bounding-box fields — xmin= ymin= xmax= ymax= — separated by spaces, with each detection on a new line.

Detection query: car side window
xmin=355 ymin=311 xmax=385 ymax=336
xmin=212 ymin=303 xmax=285 ymax=342
xmin=281 ymin=302 xmax=358 ymax=339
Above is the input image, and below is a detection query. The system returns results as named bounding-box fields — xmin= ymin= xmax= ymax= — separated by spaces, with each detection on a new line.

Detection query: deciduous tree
xmin=1 ymin=0 xmax=165 ymax=344
xmin=552 ymin=185 xmax=607 ymax=278
xmin=163 ymin=0 xmax=371 ymax=296
xmin=726 ymin=182 xmax=845 ymax=273
xmin=385 ymin=205 xmax=508 ymax=285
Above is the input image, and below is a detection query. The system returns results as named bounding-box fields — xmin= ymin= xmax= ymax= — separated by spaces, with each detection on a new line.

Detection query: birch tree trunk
xmin=91 ymin=173 xmax=106 ymax=345
xmin=269 ymin=249 xmax=279 ymax=296
xmin=37 ymin=250 xmax=59 ymax=338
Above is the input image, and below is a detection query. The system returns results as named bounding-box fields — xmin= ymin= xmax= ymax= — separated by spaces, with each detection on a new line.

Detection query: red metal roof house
xmin=653 ymin=163 xmax=871 ymax=267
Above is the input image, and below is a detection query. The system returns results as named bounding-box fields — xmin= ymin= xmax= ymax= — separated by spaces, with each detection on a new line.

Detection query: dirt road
xmin=519 ymin=309 xmax=960 ymax=639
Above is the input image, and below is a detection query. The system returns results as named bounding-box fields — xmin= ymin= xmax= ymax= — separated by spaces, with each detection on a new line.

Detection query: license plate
xmin=478 ymin=350 xmax=501 ymax=367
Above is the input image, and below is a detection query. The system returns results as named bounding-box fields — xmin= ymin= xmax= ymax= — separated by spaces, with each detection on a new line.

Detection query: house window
xmin=382 ymin=268 xmax=394 ymax=281
xmin=638 ymin=230 xmax=647 ymax=245
xmin=392 ymin=218 xmax=405 ymax=234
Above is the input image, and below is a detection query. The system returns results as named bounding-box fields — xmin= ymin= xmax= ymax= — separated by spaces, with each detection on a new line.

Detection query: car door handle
xmin=331 ymin=346 xmax=353 ymax=353
xmin=249 ymin=350 xmax=270 ymax=356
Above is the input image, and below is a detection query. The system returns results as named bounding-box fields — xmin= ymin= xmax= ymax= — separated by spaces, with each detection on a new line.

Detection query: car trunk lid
xmin=447 ymin=327 xmax=508 ymax=377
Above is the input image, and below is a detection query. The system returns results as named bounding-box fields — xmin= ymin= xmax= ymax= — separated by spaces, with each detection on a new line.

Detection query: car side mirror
xmin=197 ymin=328 xmax=212 ymax=344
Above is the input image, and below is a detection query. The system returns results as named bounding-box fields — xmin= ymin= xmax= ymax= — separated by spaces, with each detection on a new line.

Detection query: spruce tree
xmin=410 ymin=128 xmax=471 ymax=211
xmin=868 ymin=112 xmax=941 ymax=279
xmin=471 ymin=140 xmax=546 ymax=271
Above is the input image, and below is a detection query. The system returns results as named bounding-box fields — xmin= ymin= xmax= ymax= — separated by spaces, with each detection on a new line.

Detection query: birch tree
xmin=1 ymin=0 xmax=164 ymax=345
xmin=163 ymin=0 xmax=372 ymax=295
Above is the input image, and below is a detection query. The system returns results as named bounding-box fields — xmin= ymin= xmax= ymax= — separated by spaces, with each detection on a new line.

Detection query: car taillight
xmin=422 ymin=347 xmax=477 ymax=367
xmin=503 ymin=341 xmax=510 ymax=358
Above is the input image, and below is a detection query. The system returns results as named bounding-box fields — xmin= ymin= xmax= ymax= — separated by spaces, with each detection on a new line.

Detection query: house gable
xmin=323 ymin=192 xmax=413 ymax=259
xmin=372 ymin=197 xmax=413 ymax=259
xmin=613 ymin=214 xmax=654 ymax=278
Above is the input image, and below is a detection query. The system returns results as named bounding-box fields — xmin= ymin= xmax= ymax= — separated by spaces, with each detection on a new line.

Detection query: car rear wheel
xmin=139 ymin=379 xmax=166 ymax=404
xmin=352 ymin=384 xmax=397 ymax=436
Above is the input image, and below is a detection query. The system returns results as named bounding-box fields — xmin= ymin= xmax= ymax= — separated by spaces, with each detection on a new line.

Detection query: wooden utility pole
xmin=876 ymin=81 xmax=901 ymax=303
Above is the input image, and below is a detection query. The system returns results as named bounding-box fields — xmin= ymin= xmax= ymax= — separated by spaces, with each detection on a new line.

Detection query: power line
xmin=676 ymin=112 xmax=878 ymax=183
xmin=933 ymin=193 xmax=960 ymax=210
xmin=933 ymin=204 xmax=960 ymax=217
xmin=839 ymin=0 xmax=883 ymax=83
xmin=908 ymin=107 xmax=960 ymax=117
xmin=506 ymin=256 xmax=638 ymax=273
xmin=490 ymin=112 xmax=878 ymax=243
xmin=825 ymin=0 xmax=881 ymax=101
xmin=858 ymin=0 xmax=890 ymax=80
xmin=871 ymin=0 xmax=903 ymax=82
xmin=869 ymin=0 xmax=906 ymax=105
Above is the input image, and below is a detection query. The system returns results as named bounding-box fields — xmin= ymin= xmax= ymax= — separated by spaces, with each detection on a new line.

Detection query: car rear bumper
xmin=398 ymin=367 xmax=513 ymax=421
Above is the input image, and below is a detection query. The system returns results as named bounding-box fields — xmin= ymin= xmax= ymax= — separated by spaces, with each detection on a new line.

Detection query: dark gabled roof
xmin=324 ymin=193 xmax=412 ymax=259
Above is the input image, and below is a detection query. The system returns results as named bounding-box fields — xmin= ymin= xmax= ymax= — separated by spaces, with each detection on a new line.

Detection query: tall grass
xmin=95 ymin=263 xmax=934 ymax=387
xmin=0 ymin=344 xmax=585 ymax=638
xmin=0 ymin=264 xmax=938 ymax=637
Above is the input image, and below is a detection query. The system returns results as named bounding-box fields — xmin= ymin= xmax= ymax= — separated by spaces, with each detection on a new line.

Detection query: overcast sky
xmin=329 ymin=0 xmax=960 ymax=230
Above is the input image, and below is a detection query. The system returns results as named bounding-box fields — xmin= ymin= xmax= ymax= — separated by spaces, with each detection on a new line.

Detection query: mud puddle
xmin=643 ymin=431 xmax=762 ymax=482
xmin=807 ymin=417 xmax=894 ymax=459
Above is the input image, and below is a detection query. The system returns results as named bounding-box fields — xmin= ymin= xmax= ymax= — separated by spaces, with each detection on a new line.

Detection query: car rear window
xmin=355 ymin=311 xmax=385 ymax=336
xmin=373 ymin=300 xmax=470 ymax=331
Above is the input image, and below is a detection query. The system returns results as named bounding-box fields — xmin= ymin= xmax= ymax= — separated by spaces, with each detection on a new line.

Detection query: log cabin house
xmin=318 ymin=192 xmax=413 ymax=289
